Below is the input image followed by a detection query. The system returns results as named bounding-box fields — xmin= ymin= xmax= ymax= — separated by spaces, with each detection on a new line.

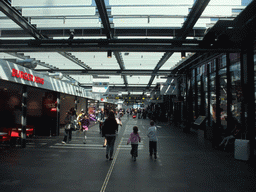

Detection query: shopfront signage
xmin=11 ymin=68 xmax=44 ymax=85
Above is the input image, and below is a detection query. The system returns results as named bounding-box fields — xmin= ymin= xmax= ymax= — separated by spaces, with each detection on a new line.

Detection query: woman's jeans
xmin=131 ymin=144 xmax=138 ymax=157
xmin=106 ymin=136 xmax=116 ymax=158
xmin=63 ymin=129 xmax=72 ymax=143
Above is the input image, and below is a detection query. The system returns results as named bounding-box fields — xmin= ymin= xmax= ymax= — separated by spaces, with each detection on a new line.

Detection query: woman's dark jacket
xmin=102 ymin=117 xmax=118 ymax=136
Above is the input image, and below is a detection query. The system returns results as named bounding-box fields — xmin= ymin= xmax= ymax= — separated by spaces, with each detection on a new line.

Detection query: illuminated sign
xmin=11 ymin=68 xmax=44 ymax=85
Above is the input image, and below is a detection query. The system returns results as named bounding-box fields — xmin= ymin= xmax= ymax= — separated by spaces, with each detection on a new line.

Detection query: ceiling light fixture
xmin=181 ymin=51 xmax=186 ymax=59
xmin=107 ymin=50 xmax=112 ymax=58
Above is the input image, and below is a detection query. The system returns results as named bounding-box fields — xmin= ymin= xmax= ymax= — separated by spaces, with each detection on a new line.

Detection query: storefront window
xmin=209 ymin=61 xmax=216 ymax=126
xmin=204 ymin=64 xmax=208 ymax=125
xmin=220 ymin=55 xmax=227 ymax=68
xmin=230 ymin=59 xmax=242 ymax=125
xmin=197 ymin=67 xmax=201 ymax=117
xmin=219 ymin=67 xmax=227 ymax=130
xmin=192 ymin=69 xmax=196 ymax=119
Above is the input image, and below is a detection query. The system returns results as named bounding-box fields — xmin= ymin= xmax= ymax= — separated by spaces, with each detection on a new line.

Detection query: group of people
xmin=101 ymin=110 xmax=158 ymax=161
xmin=62 ymin=108 xmax=158 ymax=162
xmin=126 ymin=108 xmax=147 ymax=119
xmin=126 ymin=120 xmax=157 ymax=161
xmin=62 ymin=108 xmax=93 ymax=144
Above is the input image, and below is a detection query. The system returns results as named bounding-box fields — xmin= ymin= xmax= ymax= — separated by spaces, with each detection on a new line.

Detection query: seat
xmin=0 ymin=128 xmax=12 ymax=142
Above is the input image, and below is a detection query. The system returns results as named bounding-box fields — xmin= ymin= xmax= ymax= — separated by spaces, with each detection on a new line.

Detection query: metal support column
xmin=56 ymin=92 xmax=60 ymax=136
xmin=194 ymin=69 xmax=198 ymax=118
xmin=21 ymin=85 xmax=27 ymax=148
xmin=85 ymin=99 xmax=88 ymax=114
xmin=183 ymin=72 xmax=190 ymax=132
xmin=207 ymin=64 xmax=211 ymax=127
xmin=226 ymin=53 xmax=232 ymax=130
xmin=213 ymin=58 xmax=221 ymax=148
xmin=241 ymin=45 xmax=255 ymax=161
xmin=75 ymin=96 xmax=78 ymax=113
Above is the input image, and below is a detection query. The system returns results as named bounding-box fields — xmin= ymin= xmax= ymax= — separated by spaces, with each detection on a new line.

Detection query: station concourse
xmin=1 ymin=1 xmax=256 ymax=191
xmin=1 ymin=115 xmax=255 ymax=192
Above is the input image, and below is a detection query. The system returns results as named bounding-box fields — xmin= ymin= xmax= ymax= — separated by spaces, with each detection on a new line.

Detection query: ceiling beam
xmin=114 ymin=52 xmax=128 ymax=86
xmin=0 ymin=40 xmax=240 ymax=52
xmin=147 ymin=0 xmax=211 ymax=88
xmin=34 ymin=69 xmax=172 ymax=76
xmin=95 ymin=0 xmax=128 ymax=89
xmin=0 ymin=38 xmax=200 ymax=44
xmin=0 ymin=0 xmax=45 ymax=39
xmin=58 ymin=52 xmax=91 ymax=70
xmin=95 ymin=0 xmax=113 ymax=39
xmin=0 ymin=28 xmax=206 ymax=38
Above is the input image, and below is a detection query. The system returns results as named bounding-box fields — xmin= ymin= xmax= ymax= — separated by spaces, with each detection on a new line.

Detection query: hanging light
xmin=181 ymin=51 xmax=186 ymax=59
xmin=107 ymin=50 xmax=112 ymax=58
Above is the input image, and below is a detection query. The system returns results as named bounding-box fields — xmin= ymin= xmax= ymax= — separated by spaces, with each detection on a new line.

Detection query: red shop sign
xmin=12 ymin=68 xmax=44 ymax=85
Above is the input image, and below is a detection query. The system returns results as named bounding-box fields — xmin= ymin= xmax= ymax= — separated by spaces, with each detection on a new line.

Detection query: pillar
xmin=21 ymin=85 xmax=27 ymax=148
xmin=56 ymin=92 xmax=60 ymax=136
xmin=241 ymin=44 xmax=255 ymax=161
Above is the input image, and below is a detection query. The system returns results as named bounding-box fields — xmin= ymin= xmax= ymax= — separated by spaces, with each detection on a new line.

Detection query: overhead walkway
xmin=0 ymin=116 xmax=255 ymax=192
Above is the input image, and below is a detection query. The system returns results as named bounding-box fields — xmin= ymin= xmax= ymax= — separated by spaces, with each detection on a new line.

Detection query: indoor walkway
xmin=1 ymin=116 xmax=256 ymax=192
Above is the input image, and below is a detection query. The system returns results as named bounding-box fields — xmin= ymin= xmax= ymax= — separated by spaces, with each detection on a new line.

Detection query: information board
xmin=194 ymin=116 xmax=206 ymax=125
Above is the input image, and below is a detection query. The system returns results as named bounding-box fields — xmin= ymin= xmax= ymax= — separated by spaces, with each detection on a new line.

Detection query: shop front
xmin=0 ymin=59 xmax=105 ymax=144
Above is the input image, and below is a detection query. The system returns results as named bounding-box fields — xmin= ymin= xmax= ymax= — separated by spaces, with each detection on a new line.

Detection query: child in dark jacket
xmin=127 ymin=126 xmax=141 ymax=161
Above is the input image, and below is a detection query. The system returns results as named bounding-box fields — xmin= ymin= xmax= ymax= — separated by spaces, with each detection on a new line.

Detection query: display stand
xmin=193 ymin=116 xmax=206 ymax=139
xmin=234 ymin=139 xmax=250 ymax=161
xmin=194 ymin=116 xmax=206 ymax=126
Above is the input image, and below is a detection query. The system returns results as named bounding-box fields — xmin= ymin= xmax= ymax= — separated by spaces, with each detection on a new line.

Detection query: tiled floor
xmin=0 ymin=116 xmax=255 ymax=192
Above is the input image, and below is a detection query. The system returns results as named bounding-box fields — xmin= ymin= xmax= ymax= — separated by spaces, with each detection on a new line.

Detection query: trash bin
xmin=234 ymin=139 xmax=250 ymax=161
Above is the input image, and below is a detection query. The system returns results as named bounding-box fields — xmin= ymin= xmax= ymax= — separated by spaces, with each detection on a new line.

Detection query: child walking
xmin=127 ymin=126 xmax=141 ymax=161
xmin=147 ymin=120 xmax=157 ymax=159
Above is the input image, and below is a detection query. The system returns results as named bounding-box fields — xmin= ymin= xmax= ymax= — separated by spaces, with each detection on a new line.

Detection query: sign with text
xmin=12 ymin=68 xmax=44 ymax=85
xmin=92 ymin=79 xmax=109 ymax=93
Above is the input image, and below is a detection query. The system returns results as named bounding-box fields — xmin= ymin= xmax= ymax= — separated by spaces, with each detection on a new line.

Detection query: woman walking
xmin=62 ymin=109 xmax=77 ymax=144
xmin=102 ymin=111 xmax=118 ymax=161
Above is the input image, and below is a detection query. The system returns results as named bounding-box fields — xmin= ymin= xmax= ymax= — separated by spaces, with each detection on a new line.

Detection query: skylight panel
xmin=22 ymin=7 xmax=95 ymax=17
xmin=71 ymin=75 xmax=94 ymax=84
xmin=12 ymin=0 xmax=92 ymax=7
xmin=31 ymin=18 xmax=101 ymax=29
xmin=201 ymin=6 xmax=233 ymax=16
xmin=109 ymin=0 xmax=193 ymax=6
xmin=109 ymin=76 xmax=124 ymax=84
xmin=112 ymin=6 xmax=189 ymax=16
xmin=127 ymin=76 xmax=151 ymax=84
xmin=208 ymin=0 xmax=241 ymax=6
xmin=23 ymin=52 xmax=84 ymax=69
xmin=0 ymin=19 xmax=22 ymax=29
xmin=113 ymin=18 xmax=184 ymax=28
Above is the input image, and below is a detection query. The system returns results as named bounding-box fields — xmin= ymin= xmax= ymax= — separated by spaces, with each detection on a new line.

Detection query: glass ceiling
xmin=0 ymin=0 xmax=251 ymax=98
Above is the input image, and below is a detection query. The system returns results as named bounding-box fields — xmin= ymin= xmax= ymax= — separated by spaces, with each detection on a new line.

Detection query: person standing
xmin=62 ymin=111 xmax=72 ymax=144
xmin=77 ymin=109 xmax=85 ymax=131
xmin=147 ymin=120 xmax=158 ymax=159
xmin=80 ymin=114 xmax=90 ymax=144
xmin=102 ymin=111 xmax=118 ymax=161
xmin=127 ymin=126 xmax=141 ymax=161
